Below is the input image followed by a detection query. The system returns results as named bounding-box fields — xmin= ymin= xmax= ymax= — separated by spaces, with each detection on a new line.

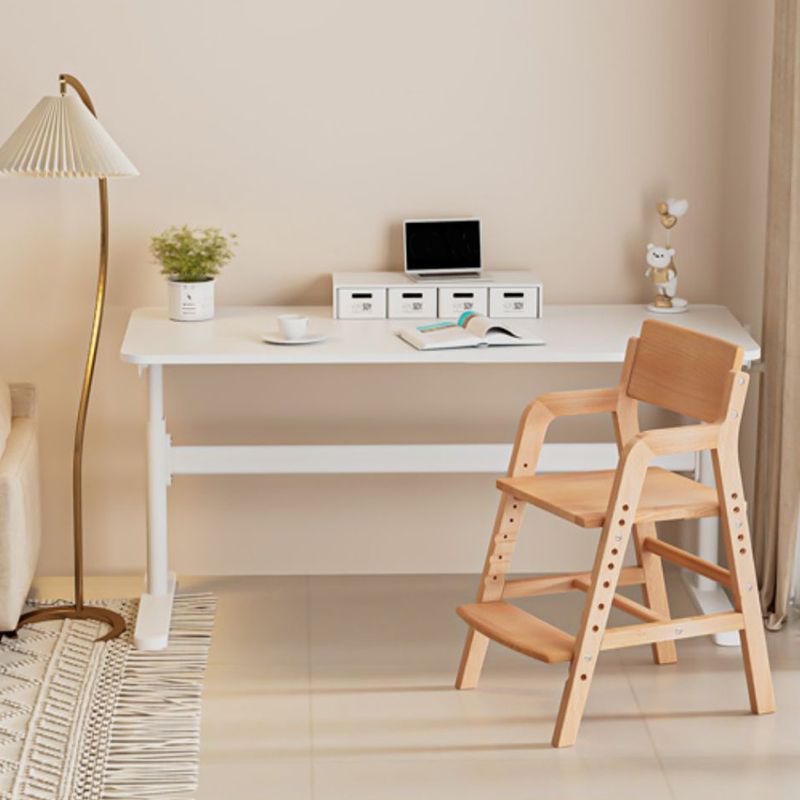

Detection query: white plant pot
xmin=167 ymin=279 xmax=215 ymax=321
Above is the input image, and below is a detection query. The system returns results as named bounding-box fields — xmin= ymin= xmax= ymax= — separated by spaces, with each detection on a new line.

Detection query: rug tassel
xmin=100 ymin=594 xmax=216 ymax=800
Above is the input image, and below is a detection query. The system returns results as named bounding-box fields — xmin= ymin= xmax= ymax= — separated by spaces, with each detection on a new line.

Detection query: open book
xmin=397 ymin=312 xmax=545 ymax=351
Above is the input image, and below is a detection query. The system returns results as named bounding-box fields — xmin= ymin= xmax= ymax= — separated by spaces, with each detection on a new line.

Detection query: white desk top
xmin=120 ymin=305 xmax=760 ymax=366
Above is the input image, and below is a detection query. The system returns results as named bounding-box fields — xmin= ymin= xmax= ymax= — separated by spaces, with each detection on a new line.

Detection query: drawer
xmin=437 ymin=287 xmax=488 ymax=319
xmin=387 ymin=287 xmax=437 ymax=318
xmin=336 ymin=288 xmax=387 ymax=319
xmin=489 ymin=287 xmax=541 ymax=318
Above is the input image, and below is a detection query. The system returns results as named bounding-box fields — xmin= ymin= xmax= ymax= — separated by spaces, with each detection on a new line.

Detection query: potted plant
xmin=150 ymin=225 xmax=237 ymax=321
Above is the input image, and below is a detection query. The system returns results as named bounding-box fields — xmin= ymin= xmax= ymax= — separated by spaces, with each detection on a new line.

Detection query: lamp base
xmin=16 ymin=604 xmax=126 ymax=642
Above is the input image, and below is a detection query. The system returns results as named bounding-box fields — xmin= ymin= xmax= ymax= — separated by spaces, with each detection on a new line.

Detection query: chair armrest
xmin=536 ymin=387 xmax=620 ymax=417
xmin=10 ymin=384 xmax=36 ymax=418
xmin=635 ymin=424 xmax=721 ymax=456
xmin=507 ymin=388 xmax=621 ymax=477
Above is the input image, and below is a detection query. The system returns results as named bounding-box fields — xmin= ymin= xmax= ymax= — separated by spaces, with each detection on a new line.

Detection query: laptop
xmin=404 ymin=218 xmax=487 ymax=282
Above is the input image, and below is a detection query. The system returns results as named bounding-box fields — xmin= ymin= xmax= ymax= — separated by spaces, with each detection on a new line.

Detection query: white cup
xmin=278 ymin=314 xmax=309 ymax=340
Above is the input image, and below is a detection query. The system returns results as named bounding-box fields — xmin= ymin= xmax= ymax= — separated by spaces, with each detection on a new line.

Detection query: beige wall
xmin=719 ymin=0 xmax=774 ymax=504
xmin=0 ymin=1 xmax=774 ymax=577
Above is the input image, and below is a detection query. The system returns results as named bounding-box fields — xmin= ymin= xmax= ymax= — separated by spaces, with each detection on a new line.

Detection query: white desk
xmin=121 ymin=304 xmax=760 ymax=650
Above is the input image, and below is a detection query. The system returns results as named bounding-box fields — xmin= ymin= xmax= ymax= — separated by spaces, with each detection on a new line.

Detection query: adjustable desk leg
xmin=683 ymin=449 xmax=739 ymax=647
xmin=134 ymin=364 xmax=176 ymax=650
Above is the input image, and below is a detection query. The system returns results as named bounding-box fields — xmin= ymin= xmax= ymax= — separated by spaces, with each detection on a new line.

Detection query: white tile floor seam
xmin=31 ymin=572 xmax=799 ymax=799
xmin=624 ymin=660 xmax=679 ymax=800
xmin=306 ymin=574 xmax=317 ymax=800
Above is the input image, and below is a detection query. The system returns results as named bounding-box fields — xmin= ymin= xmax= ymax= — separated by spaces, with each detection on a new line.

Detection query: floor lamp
xmin=0 ymin=74 xmax=138 ymax=641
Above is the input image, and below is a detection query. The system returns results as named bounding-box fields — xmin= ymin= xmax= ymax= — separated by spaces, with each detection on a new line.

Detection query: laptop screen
xmin=404 ymin=219 xmax=481 ymax=275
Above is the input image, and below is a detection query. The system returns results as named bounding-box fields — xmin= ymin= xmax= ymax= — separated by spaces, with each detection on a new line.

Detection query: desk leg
xmin=683 ymin=449 xmax=739 ymax=647
xmin=134 ymin=364 xmax=176 ymax=651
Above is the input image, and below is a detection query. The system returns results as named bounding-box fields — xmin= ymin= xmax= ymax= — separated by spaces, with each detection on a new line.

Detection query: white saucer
xmin=262 ymin=332 xmax=327 ymax=345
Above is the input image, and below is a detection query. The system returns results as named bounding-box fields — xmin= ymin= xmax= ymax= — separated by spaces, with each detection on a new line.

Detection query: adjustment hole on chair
xmin=733 ymin=506 xmax=741 ymax=514
xmin=603 ymin=581 xmax=610 ymax=588
xmin=740 ymin=548 xmax=747 ymax=555
xmin=580 ymin=674 xmax=588 ymax=681
xmin=492 ymin=576 xmax=497 ymax=580
xmin=509 ymin=518 xmax=514 ymax=523
xmin=592 ymin=625 xmax=599 ymax=633
xmin=598 ymin=603 xmax=605 ymax=610
xmin=607 ymin=563 xmax=615 ymax=570
xmin=498 ymin=555 xmax=503 ymax=560
xmin=503 ymin=534 xmax=508 ymax=539
xmin=731 ymin=493 xmax=738 ymax=500
xmin=523 ymin=463 xmax=528 ymax=468
xmin=737 ymin=534 xmax=744 ymax=541
xmin=622 ymin=504 xmax=630 ymax=511
xmin=513 ymin=504 xmax=518 ymax=509
xmin=618 ymin=519 xmax=625 ymax=526
xmin=611 ymin=548 xmax=619 ymax=556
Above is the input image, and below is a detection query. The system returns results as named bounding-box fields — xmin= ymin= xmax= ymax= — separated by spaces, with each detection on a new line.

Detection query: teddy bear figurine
xmin=645 ymin=198 xmax=689 ymax=313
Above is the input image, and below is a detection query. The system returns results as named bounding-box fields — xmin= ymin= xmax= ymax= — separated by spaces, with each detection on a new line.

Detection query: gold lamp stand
xmin=0 ymin=74 xmax=139 ymax=642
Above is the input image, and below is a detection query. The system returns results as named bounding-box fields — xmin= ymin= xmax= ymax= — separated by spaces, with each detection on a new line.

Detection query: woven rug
xmin=0 ymin=593 xmax=215 ymax=800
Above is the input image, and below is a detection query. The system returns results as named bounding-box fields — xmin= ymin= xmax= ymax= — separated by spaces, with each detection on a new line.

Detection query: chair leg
xmin=551 ymin=533 xmax=628 ymax=746
xmin=456 ymin=492 xmax=525 ymax=689
xmin=713 ymin=449 xmax=775 ymax=715
xmin=551 ymin=544 xmax=628 ymax=748
xmin=456 ymin=629 xmax=490 ymax=689
xmin=552 ymin=443 xmax=649 ymax=747
xmin=632 ymin=522 xmax=677 ymax=665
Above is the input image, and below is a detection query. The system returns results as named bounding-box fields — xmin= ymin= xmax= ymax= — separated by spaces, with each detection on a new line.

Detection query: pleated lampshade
xmin=0 ymin=95 xmax=137 ymax=178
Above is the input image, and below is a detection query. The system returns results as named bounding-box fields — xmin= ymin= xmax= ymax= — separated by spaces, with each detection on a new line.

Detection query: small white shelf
xmin=333 ymin=271 xmax=543 ymax=320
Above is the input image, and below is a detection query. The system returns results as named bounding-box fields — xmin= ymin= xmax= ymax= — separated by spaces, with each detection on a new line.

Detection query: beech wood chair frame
xmin=455 ymin=319 xmax=775 ymax=748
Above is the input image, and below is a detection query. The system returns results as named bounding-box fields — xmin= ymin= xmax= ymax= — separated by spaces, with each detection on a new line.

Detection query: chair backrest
xmin=625 ymin=320 xmax=744 ymax=423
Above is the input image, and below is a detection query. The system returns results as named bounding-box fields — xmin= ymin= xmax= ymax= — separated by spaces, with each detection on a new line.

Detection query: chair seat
xmin=497 ymin=467 xmax=719 ymax=528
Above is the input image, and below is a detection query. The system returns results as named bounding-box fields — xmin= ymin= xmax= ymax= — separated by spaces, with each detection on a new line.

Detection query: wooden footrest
xmin=457 ymin=601 xmax=575 ymax=663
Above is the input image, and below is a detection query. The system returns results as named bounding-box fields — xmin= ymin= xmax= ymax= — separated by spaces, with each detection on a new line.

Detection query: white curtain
xmin=754 ymin=0 xmax=800 ymax=629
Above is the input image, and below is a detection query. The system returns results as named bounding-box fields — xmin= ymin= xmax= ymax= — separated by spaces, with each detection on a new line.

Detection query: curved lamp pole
xmin=0 ymin=74 xmax=138 ymax=641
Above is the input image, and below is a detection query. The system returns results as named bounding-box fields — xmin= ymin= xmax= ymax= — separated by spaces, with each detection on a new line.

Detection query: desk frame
xmin=123 ymin=305 xmax=758 ymax=650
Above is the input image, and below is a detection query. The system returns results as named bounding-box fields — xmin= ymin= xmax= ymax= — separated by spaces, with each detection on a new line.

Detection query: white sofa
xmin=0 ymin=382 xmax=41 ymax=631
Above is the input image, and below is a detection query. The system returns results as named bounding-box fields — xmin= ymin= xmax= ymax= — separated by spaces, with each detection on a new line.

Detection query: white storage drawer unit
xmin=332 ymin=272 xmax=542 ymax=319
xmin=336 ymin=288 xmax=387 ymax=319
xmin=489 ymin=286 xmax=541 ymax=318
xmin=387 ymin=287 xmax=437 ymax=318
xmin=438 ymin=287 xmax=488 ymax=318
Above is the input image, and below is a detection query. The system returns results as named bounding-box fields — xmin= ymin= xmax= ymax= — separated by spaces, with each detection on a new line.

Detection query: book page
xmin=461 ymin=312 xmax=526 ymax=339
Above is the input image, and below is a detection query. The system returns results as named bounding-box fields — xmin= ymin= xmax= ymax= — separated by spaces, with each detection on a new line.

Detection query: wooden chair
xmin=455 ymin=319 xmax=775 ymax=747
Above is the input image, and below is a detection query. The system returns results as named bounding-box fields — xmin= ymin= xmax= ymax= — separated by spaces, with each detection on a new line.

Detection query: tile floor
xmin=33 ymin=571 xmax=800 ymax=799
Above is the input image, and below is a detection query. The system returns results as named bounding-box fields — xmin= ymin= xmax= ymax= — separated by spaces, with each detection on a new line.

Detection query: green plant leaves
xmin=150 ymin=225 xmax=237 ymax=282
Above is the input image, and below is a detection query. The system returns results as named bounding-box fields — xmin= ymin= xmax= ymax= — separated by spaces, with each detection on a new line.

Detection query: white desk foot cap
xmin=682 ymin=572 xmax=741 ymax=647
xmin=134 ymin=573 xmax=177 ymax=651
